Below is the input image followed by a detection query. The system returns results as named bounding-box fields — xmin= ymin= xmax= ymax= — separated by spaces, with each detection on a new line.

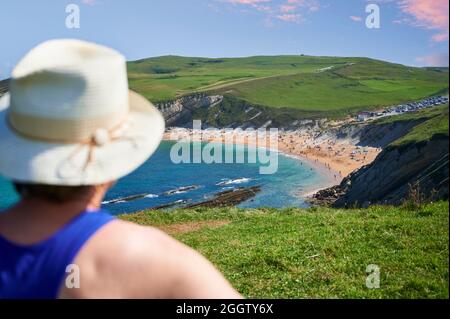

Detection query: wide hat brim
xmin=0 ymin=90 xmax=165 ymax=186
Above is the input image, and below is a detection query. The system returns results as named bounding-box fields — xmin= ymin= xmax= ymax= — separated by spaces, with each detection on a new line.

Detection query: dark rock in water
xmin=148 ymin=186 xmax=261 ymax=210
xmin=106 ymin=193 xmax=149 ymax=204
xmin=308 ymin=185 xmax=344 ymax=206
xmin=149 ymin=199 xmax=189 ymax=210
xmin=164 ymin=185 xmax=200 ymax=196
xmin=185 ymin=186 xmax=261 ymax=208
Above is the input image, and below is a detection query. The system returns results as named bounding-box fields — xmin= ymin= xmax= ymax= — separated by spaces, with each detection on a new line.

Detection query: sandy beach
xmin=163 ymin=127 xmax=381 ymax=193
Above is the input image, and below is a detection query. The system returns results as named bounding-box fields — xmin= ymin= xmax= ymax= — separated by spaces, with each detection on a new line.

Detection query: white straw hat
xmin=0 ymin=39 xmax=165 ymax=185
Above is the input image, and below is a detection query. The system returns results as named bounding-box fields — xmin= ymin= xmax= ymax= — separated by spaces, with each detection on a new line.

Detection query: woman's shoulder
xmin=59 ymin=218 xmax=183 ymax=298
xmin=78 ymin=218 xmax=176 ymax=261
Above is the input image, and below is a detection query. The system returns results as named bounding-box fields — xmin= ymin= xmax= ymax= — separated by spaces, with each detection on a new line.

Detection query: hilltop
xmin=2 ymin=56 xmax=447 ymax=120
xmin=128 ymin=55 xmax=449 ymax=118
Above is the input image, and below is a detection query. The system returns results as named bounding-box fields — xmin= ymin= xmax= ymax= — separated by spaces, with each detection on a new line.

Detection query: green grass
xmin=120 ymin=201 xmax=449 ymax=299
xmin=127 ymin=55 xmax=351 ymax=102
xmin=374 ymin=104 xmax=449 ymax=147
xmin=393 ymin=111 xmax=449 ymax=146
xmin=127 ymin=55 xmax=449 ymax=117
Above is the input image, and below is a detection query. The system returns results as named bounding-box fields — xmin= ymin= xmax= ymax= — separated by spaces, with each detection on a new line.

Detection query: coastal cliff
xmin=158 ymin=93 xmax=320 ymax=129
xmin=156 ymin=94 xmax=223 ymax=126
xmin=314 ymin=137 xmax=449 ymax=207
xmin=312 ymin=105 xmax=449 ymax=207
xmin=325 ymin=117 xmax=427 ymax=148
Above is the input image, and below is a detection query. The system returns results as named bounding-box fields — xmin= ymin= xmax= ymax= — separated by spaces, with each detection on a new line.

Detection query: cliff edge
xmin=312 ymin=105 xmax=449 ymax=207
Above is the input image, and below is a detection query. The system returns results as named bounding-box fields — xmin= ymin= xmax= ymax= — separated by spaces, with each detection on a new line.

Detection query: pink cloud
xmin=432 ymin=33 xmax=449 ymax=42
xmin=392 ymin=17 xmax=409 ymax=25
xmin=286 ymin=0 xmax=320 ymax=11
xmin=350 ymin=15 xmax=362 ymax=22
xmin=218 ymin=0 xmax=319 ymax=25
xmin=223 ymin=0 xmax=273 ymax=13
xmin=225 ymin=0 xmax=271 ymax=4
xmin=280 ymin=5 xmax=297 ymax=12
xmin=255 ymin=5 xmax=272 ymax=12
xmin=280 ymin=0 xmax=320 ymax=14
xmin=276 ymin=13 xmax=302 ymax=23
xmin=398 ymin=0 xmax=449 ymax=42
xmin=371 ymin=0 xmax=448 ymax=41
xmin=416 ymin=52 xmax=449 ymax=67
xmin=82 ymin=0 xmax=97 ymax=5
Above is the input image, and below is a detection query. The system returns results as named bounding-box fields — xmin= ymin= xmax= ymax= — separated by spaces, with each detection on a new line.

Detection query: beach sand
xmin=163 ymin=128 xmax=381 ymax=195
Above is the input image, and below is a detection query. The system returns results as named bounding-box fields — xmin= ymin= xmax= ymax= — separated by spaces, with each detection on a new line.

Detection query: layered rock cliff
xmin=160 ymin=93 xmax=319 ymax=129
xmin=313 ymin=134 xmax=449 ymax=207
xmin=156 ymin=94 xmax=223 ymax=126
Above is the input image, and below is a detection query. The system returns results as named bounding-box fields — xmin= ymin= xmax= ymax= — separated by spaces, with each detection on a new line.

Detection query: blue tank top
xmin=0 ymin=210 xmax=115 ymax=299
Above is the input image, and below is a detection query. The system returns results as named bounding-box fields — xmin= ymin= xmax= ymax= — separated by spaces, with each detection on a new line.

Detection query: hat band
xmin=7 ymin=109 xmax=129 ymax=143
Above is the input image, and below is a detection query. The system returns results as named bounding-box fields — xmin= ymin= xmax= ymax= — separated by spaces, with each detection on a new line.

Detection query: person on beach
xmin=0 ymin=40 xmax=241 ymax=299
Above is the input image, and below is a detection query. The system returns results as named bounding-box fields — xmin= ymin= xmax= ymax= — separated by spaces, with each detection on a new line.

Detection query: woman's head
xmin=0 ymin=39 xmax=165 ymax=188
xmin=13 ymin=182 xmax=115 ymax=205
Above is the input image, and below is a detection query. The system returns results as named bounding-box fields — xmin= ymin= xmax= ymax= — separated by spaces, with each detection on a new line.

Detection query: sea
xmin=0 ymin=141 xmax=331 ymax=215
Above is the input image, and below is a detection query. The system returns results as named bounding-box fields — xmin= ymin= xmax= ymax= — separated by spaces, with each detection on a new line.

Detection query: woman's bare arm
xmin=60 ymin=220 xmax=242 ymax=299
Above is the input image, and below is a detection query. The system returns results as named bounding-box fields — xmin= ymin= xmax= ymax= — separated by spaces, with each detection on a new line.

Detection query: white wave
xmin=171 ymin=190 xmax=187 ymax=195
xmin=164 ymin=185 xmax=200 ymax=196
xmin=102 ymin=192 xmax=158 ymax=205
xmin=216 ymin=178 xmax=252 ymax=186
xmin=221 ymin=186 xmax=235 ymax=191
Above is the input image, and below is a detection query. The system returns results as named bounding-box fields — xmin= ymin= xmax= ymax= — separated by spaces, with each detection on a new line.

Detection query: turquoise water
xmin=0 ymin=141 xmax=329 ymax=214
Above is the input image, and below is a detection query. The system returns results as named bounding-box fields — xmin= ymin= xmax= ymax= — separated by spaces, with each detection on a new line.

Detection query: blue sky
xmin=0 ymin=0 xmax=448 ymax=78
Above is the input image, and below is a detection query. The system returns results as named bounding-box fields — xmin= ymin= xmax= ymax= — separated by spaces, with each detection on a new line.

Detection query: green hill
xmin=127 ymin=55 xmax=449 ymax=117
xmin=120 ymin=201 xmax=449 ymax=299
xmin=390 ymin=104 xmax=449 ymax=147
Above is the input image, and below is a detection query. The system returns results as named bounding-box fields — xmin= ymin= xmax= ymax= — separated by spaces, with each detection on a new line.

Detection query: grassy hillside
xmin=392 ymin=105 xmax=449 ymax=147
xmin=127 ymin=55 xmax=448 ymax=117
xmin=120 ymin=201 xmax=449 ymax=299
xmin=127 ymin=55 xmax=352 ymax=102
xmin=373 ymin=104 xmax=449 ymax=147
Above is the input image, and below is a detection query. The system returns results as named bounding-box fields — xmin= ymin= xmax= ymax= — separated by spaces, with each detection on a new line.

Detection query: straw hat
xmin=0 ymin=39 xmax=165 ymax=185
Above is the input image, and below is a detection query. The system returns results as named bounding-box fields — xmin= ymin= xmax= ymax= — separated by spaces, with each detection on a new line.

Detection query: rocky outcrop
xmin=158 ymin=93 xmax=325 ymax=130
xmin=320 ymin=118 xmax=429 ymax=148
xmin=185 ymin=186 xmax=261 ymax=209
xmin=156 ymin=94 xmax=223 ymax=126
xmin=312 ymin=135 xmax=449 ymax=207
xmin=148 ymin=186 xmax=262 ymax=210
xmin=356 ymin=120 xmax=428 ymax=148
